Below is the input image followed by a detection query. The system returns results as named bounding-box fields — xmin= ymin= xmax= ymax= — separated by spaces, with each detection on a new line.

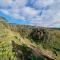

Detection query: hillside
xmin=0 ymin=17 xmax=60 ymax=60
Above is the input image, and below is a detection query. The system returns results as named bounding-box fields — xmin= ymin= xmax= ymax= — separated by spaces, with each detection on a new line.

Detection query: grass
xmin=0 ymin=17 xmax=60 ymax=60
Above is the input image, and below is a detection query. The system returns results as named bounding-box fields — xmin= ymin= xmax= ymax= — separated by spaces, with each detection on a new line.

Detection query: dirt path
xmin=28 ymin=44 xmax=55 ymax=60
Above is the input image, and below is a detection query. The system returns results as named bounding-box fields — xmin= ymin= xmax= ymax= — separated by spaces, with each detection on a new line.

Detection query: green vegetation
xmin=0 ymin=17 xmax=60 ymax=60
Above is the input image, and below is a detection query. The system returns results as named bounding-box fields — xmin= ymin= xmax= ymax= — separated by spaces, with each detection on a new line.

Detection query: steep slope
xmin=0 ymin=17 xmax=60 ymax=60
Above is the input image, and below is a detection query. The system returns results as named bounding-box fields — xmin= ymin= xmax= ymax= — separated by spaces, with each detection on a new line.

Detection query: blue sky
xmin=0 ymin=10 xmax=31 ymax=25
xmin=0 ymin=0 xmax=60 ymax=27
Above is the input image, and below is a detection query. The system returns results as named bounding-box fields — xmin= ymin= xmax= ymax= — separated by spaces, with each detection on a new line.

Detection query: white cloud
xmin=10 ymin=0 xmax=27 ymax=8
xmin=52 ymin=12 xmax=60 ymax=23
xmin=22 ymin=7 xmax=39 ymax=16
xmin=0 ymin=0 xmax=60 ymax=27
xmin=0 ymin=9 xmax=10 ymax=15
xmin=0 ymin=0 xmax=27 ymax=8
xmin=6 ymin=7 xmax=39 ymax=20
xmin=34 ymin=0 xmax=54 ymax=6
xmin=0 ymin=0 xmax=12 ymax=8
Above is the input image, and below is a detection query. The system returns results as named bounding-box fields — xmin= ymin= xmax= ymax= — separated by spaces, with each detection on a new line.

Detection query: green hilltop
xmin=0 ymin=17 xmax=60 ymax=60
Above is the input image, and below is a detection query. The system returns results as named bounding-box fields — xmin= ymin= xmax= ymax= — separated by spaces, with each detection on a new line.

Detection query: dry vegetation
xmin=0 ymin=17 xmax=60 ymax=60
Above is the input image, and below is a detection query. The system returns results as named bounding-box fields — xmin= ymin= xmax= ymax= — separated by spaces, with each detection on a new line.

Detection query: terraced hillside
xmin=0 ymin=17 xmax=60 ymax=60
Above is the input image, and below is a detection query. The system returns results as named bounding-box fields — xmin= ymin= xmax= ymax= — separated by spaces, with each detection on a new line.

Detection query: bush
xmin=30 ymin=28 xmax=49 ymax=43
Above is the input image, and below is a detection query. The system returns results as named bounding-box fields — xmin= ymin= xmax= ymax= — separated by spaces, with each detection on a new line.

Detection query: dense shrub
xmin=30 ymin=28 xmax=49 ymax=43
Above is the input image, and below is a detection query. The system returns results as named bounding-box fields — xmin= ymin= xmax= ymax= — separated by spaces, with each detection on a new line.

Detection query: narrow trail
xmin=19 ymin=36 xmax=55 ymax=60
xmin=28 ymin=44 xmax=54 ymax=60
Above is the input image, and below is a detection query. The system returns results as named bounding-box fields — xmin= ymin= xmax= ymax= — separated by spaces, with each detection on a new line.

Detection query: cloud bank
xmin=0 ymin=0 xmax=60 ymax=27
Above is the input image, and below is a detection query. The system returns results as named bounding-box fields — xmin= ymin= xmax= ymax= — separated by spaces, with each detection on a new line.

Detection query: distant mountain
xmin=0 ymin=17 xmax=60 ymax=60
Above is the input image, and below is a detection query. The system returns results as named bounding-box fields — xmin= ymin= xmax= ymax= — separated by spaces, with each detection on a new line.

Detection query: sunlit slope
xmin=0 ymin=17 xmax=60 ymax=60
xmin=0 ymin=17 xmax=47 ymax=60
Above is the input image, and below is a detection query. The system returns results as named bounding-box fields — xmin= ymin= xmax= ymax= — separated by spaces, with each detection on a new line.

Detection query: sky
xmin=0 ymin=0 xmax=60 ymax=27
